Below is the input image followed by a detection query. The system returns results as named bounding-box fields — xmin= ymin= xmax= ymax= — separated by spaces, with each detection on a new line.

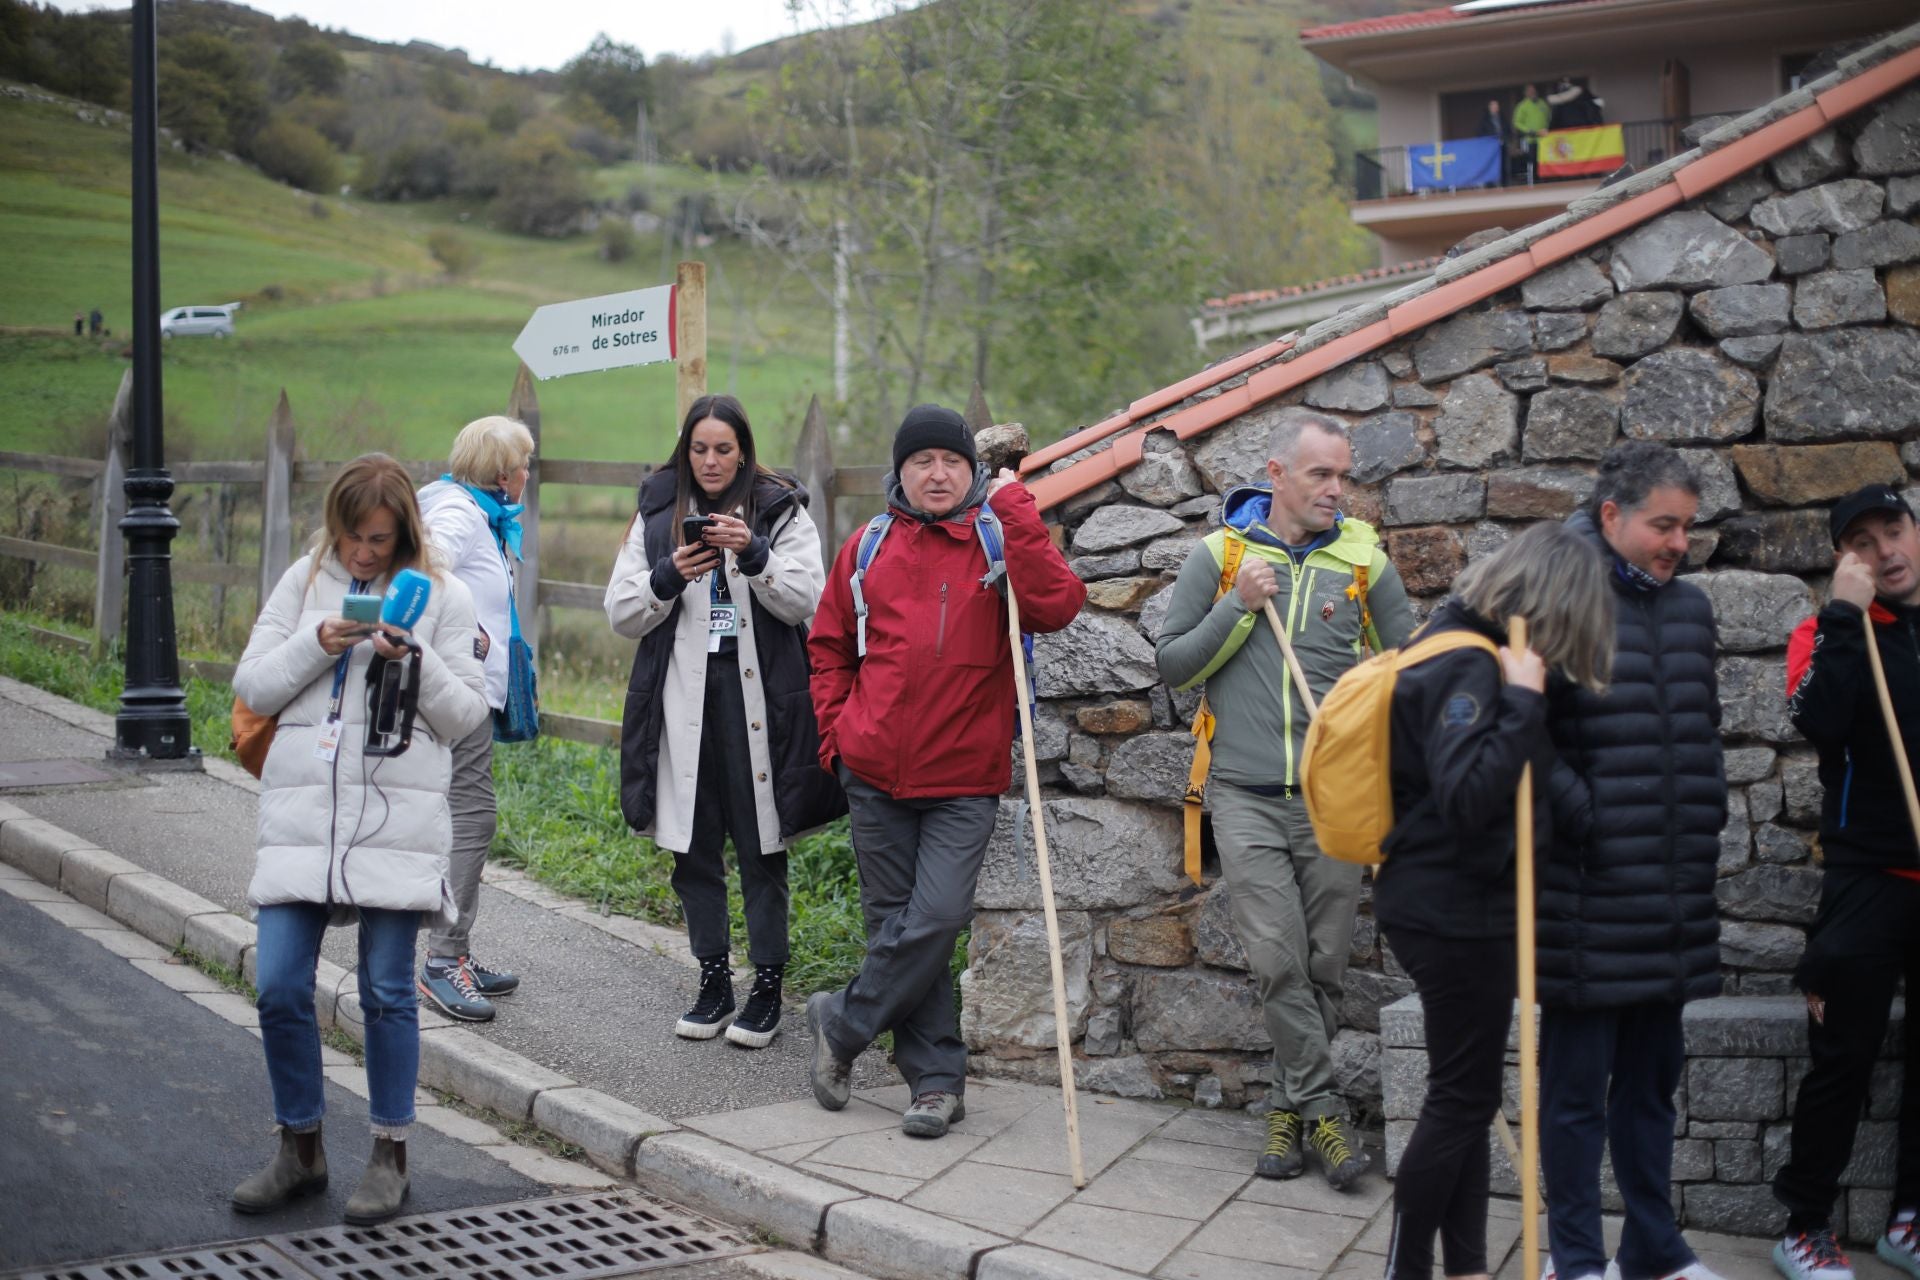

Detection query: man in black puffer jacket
xmin=1540 ymin=442 xmax=1727 ymax=1280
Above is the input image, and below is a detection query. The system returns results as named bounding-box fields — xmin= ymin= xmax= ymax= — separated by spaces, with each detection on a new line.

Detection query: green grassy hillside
xmin=0 ymin=87 xmax=834 ymax=469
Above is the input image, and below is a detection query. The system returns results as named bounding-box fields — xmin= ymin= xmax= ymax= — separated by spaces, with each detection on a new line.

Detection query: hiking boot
xmin=419 ymin=956 xmax=494 ymax=1022
xmin=1255 ymin=1108 xmax=1304 ymax=1180
xmin=806 ymin=991 xmax=851 ymax=1111
xmin=231 ymin=1126 xmax=327 ymax=1213
xmin=1878 ymin=1213 xmax=1920 ymax=1280
xmin=725 ymin=964 xmax=784 ymax=1049
xmin=465 ymin=955 xmax=520 ymax=997
xmin=343 ymin=1136 xmax=409 ymax=1226
xmin=902 ymin=1091 xmax=965 ymax=1138
xmin=1775 ymin=1227 xmax=1855 ymax=1280
xmin=1306 ymin=1114 xmax=1371 ymax=1190
xmin=676 ymin=956 xmax=736 ymax=1039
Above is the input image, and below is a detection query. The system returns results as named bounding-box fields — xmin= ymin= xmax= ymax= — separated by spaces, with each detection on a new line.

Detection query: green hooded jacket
xmin=1154 ymin=485 xmax=1415 ymax=791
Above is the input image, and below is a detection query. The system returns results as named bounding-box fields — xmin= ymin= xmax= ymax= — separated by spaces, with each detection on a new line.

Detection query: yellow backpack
xmin=1299 ymin=630 xmax=1499 ymax=865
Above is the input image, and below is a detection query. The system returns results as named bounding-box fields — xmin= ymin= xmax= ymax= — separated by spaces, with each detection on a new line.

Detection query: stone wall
xmin=1381 ymin=995 xmax=1907 ymax=1243
xmin=962 ymin=76 xmax=1920 ymax=1141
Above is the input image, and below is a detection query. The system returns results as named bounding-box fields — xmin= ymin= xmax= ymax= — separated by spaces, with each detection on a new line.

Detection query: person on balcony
xmin=1513 ymin=84 xmax=1550 ymax=179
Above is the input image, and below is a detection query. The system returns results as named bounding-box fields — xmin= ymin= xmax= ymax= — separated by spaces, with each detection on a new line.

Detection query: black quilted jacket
xmin=1537 ymin=511 xmax=1727 ymax=1009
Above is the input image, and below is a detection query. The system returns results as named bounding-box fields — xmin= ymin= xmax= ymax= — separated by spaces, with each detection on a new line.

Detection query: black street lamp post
xmin=112 ymin=0 xmax=196 ymax=765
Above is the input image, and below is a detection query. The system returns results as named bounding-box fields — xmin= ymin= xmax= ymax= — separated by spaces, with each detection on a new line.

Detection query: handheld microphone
xmin=381 ymin=568 xmax=432 ymax=631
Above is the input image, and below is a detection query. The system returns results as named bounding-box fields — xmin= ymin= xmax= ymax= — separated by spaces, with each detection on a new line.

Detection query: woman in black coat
xmin=605 ymin=395 xmax=844 ymax=1049
xmin=1375 ymin=523 xmax=1614 ymax=1280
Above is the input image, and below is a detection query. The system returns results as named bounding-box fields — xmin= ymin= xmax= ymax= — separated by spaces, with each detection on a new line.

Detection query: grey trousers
xmin=820 ymin=764 xmax=997 ymax=1096
xmin=1209 ymin=781 xmax=1361 ymax=1122
xmin=427 ymin=718 xmax=496 ymax=960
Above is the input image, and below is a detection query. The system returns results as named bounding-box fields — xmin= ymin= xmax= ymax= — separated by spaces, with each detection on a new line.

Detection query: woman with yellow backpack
xmin=1369 ymin=523 xmax=1613 ymax=1280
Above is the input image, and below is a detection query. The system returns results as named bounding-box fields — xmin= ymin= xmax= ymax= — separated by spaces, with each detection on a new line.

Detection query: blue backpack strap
xmin=850 ymin=512 xmax=893 ymax=658
xmin=975 ymin=504 xmax=1008 ymax=592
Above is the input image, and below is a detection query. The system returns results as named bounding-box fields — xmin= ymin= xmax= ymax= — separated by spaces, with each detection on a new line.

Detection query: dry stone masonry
xmin=962 ymin=59 xmax=1920 ymax=1225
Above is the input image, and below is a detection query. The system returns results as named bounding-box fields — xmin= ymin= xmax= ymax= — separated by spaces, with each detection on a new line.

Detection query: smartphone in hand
xmin=681 ymin=514 xmax=716 ymax=547
xmin=341 ymin=593 xmax=381 ymax=625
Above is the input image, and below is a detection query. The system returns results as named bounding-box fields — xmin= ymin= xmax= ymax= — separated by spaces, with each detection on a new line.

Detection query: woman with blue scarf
xmin=414 ymin=414 xmax=536 ymax=1022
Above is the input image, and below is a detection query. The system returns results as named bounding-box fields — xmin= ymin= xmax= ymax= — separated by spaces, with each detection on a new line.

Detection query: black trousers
xmin=1383 ymin=925 xmax=1516 ymax=1280
xmin=1774 ymin=868 xmax=1920 ymax=1230
xmin=1540 ymin=1001 xmax=1692 ymax=1280
xmin=672 ymin=648 xmax=790 ymax=966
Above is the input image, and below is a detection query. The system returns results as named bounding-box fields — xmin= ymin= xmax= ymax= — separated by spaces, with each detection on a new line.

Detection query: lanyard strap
xmin=326 ymin=579 xmax=371 ymax=722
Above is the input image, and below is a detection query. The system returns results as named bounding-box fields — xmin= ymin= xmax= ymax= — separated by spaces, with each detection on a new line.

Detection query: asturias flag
xmin=1407 ymin=136 xmax=1504 ymax=192
xmin=1538 ymin=124 xmax=1626 ymax=178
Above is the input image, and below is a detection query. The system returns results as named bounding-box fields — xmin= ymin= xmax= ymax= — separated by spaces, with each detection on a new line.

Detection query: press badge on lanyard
xmin=317 ymin=579 xmax=370 ymax=762
xmin=708 ymin=569 xmax=738 ymax=653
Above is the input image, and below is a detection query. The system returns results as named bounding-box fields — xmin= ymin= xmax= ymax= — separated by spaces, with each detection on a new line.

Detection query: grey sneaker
xmin=902 ymin=1091 xmax=965 ymax=1138
xmin=806 ymin=992 xmax=851 ymax=1111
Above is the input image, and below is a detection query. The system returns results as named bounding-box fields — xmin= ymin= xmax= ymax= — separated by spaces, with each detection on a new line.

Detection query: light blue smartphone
xmin=341 ymin=593 xmax=381 ymax=625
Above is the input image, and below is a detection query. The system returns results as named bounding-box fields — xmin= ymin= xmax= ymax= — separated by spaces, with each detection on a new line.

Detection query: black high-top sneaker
xmin=726 ymin=964 xmax=784 ymax=1048
xmin=675 ymin=955 xmax=735 ymax=1039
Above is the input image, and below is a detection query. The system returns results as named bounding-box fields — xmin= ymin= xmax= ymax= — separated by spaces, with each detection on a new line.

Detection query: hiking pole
xmin=1006 ymin=581 xmax=1088 ymax=1189
xmin=1261 ymin=602 xmax=1319 ymax=716
xmin=1509 ymin=615 xmax=1542 ymax=1280
xmin=1862 ymin=615 xmax=1920 ymax=848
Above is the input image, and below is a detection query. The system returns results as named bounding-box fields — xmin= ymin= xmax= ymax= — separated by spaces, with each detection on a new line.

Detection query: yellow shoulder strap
xmin=1184 ymin=534 xmax=1249 ymax=887
xmin=1393 ymin=630 xmax=1499 ymax=670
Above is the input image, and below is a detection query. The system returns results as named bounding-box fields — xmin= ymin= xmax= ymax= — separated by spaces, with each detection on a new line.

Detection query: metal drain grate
xmin=1 ymin=1241 xmax=305 ymax=1280
xmin=3 ymin=1192 xmax=754 ymax=1280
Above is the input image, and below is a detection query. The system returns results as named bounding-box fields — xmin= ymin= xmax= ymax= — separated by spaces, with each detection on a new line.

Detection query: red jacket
xmin=809 ymin=481 xmax=1085 ymax=798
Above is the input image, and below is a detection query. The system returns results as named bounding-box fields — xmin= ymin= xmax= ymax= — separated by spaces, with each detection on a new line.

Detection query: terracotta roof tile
xmin=1202 ymin=256 xmax=1446 ymax=314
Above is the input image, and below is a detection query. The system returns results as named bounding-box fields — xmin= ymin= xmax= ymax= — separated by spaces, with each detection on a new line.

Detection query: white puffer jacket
xmin=235 ymin=552 xmax=489 ymax=926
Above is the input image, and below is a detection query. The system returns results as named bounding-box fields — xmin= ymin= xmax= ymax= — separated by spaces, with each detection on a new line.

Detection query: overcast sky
xmin=48 ymin=1 xmax=841 ymax=71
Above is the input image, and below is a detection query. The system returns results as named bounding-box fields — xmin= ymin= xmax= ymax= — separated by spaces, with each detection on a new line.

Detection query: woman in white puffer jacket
xmin=229 ymin=453 xmax=488 ymax=1227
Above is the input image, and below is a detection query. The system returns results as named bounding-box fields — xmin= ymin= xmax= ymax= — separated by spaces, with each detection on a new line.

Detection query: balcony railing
xmin=1352 ymin=114 xmax=1728 ymax=202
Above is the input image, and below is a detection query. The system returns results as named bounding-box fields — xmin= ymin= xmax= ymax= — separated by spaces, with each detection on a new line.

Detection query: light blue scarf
xmin=446 ymin=475 xmax=523 ymax=561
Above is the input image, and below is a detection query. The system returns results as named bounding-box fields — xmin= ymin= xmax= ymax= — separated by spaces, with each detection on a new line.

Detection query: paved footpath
xmin=0 ymin=675 xmax=1896 ymax=1280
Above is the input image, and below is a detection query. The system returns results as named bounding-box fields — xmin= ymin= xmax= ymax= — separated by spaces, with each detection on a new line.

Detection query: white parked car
xmin=159 ymin=303 xmax=239 ymax=338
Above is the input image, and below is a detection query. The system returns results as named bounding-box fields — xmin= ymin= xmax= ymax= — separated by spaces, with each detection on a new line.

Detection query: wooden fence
xmin=0 ymin=362 xmax=906 ymax=750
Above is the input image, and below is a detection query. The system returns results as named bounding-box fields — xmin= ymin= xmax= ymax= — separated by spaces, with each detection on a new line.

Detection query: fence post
xmin=258 ymin=389 xmax=295 ymax=612
xmin=93 ymin=369 xmax=132 ymax=657
xmin=792 ymin=393 xmax=837 ymax=564
xmin=508 ymin=362 xmax=542 ymax=641
xmin=675 ymin=259 xmax=708 ymax=428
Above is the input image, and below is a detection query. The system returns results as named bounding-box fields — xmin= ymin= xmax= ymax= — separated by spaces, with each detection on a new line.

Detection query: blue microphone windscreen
xmin=381 ymin=568 xmax=432 ymax=629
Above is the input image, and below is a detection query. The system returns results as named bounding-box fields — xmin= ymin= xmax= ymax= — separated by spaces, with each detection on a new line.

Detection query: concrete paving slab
xmin=683 ymin=1097 xmax=905 ymax=1152
xmin=1021 ymin=1201 xmax=1199 ymax=1273
xmin=1181 ymin=1202 xmax=1360 ymax=1272
xmin=764 ymin=1137 xmax=835 ymax=1164
xmin=635 ymin=1131 xmax=865 ymax=1250
xmin=126 ymin=956 xmax=227 ymax=993
xmin=799 ymin=1161 xmax=924 ymax=1199
xmin=1132 ymin=1135 xmax=1261 ymax=1175
xmin=975 ymin=1244 xmax=1143 ymax=1280
xmin=807 ymin=1126 xmax=987 ymax=1181
xmin=906 ymin=1161 xmax=1076 ymax=1236
xmin=822 ymin=1196 xmax=1009 ymax=1280
xmin=1155 ymin=1248 xmax=1322 ymax=1280
xmin=0 ymin=873 xmax=66 ymax=901
xmin=968 ymin=1097 xmax=1168 ymax=1181
xmin=480 ymin=1139 xmax=623 ymax=1188
xmin=26 ymin=898 xmax=114 ymax=930
xmin=1072 ymin=1155 xmax=1249 ymax=1220
xmin=414 ymin=1103 xmax=514 ymax=1147
xmin=1158 ymin=1109 xmax=1269 ymax=1152
xmin=181 ymin=989 xmax=260 ymax=1028
xmin=72 ymin=925 xmax=175 ymax=962
xmin=1235 ymin=1167 xmax=1393 ymax=1218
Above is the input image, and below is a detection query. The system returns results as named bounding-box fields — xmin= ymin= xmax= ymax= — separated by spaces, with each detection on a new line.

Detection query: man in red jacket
xmin=806 ymin=403 xmax=1085 ymax=1138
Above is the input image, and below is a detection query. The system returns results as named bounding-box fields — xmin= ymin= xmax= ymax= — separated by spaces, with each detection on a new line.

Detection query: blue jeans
xmin=255 ymin=903 xmax=421 ymax=1136
xmin=1540 ymin=1003 xmax=1695 ymax=1280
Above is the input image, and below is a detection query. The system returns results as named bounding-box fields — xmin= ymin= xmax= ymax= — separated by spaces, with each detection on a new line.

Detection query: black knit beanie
xmin=891 ymin=404 xmax=976 ymax=475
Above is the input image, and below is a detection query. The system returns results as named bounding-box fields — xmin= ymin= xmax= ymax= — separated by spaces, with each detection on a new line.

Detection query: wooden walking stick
xmin=1261 ymin=601 xmax=1320 ymax=716
xmin=1510 ymin=616 xmax=1543 ymax=1280
xmin=1006 ymin=582 xmax=1088 ymax=1189
xmin=1861 ymin=614 xmax=1920 ymax=844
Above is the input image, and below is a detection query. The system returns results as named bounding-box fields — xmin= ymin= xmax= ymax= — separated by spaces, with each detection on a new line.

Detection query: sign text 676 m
xmin=512 ymin=283 xmax=678 ymax=380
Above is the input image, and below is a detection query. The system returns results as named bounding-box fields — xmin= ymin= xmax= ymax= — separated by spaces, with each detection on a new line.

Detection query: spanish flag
xmin=1537 ymin=124 xmax=1626 ymax=178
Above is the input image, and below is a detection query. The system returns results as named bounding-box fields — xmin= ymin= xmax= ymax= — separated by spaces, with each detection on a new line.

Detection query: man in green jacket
xmin=1156 ymin=408 xmax=1414 ymax=1191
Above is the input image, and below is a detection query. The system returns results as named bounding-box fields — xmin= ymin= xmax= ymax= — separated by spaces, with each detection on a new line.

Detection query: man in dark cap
xmin=805 ymin=403 xmax=1084 ymax=1138
xmin=1774 ymin=484 xmax=1920 ymax=1280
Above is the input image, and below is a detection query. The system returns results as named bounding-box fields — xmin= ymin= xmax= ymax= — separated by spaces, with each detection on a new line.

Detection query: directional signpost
xmin=511 ymin=262 xmax=709 ymax=424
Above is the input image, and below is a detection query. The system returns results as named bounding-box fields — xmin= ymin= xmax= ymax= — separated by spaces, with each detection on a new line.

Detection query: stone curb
xmin=821 ymin=1199 xmax=1009 ymax=1280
